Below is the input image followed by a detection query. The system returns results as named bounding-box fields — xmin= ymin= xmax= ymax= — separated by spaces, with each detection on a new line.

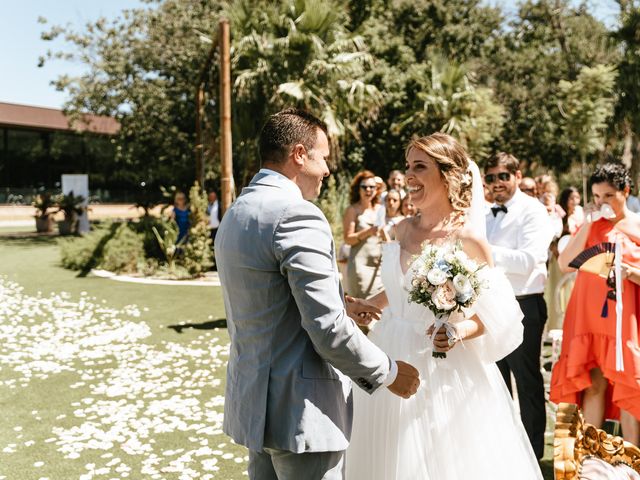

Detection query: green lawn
xmin=0 ymin=234 xmax=556 ymax=479
xmin=0 ymin=235 xmax=247 ymax=479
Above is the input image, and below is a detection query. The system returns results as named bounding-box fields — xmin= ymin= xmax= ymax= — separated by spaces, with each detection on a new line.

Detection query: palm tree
xmin=393 ymin=57 xmax=504 ymax=162
xmin=228 ymin=0 xmax=382 ymax=181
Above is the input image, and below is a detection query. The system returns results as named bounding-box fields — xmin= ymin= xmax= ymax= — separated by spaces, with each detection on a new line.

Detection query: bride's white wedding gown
xmin=346 ymin=242 xmax=543 ymax=480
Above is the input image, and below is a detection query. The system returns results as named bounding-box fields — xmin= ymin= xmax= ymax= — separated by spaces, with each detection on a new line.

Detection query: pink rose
xmin=431 ymin=280 xmax=457 ymax=311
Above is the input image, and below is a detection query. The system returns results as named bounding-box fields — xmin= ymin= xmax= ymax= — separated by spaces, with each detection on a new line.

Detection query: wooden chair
xmin=554 ymin=402 xmax=640 ymax=479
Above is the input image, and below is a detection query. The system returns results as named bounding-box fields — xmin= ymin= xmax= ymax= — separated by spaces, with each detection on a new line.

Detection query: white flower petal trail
xmin=0 ymin=278 xmax=242 ymax=477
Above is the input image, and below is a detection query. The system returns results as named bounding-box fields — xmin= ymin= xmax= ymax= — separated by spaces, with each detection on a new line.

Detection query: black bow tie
xmin=491 ymin=205 xmax=508 ymax=217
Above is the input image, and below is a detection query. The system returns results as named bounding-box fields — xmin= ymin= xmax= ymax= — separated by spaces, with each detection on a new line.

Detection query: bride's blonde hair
xmin=405 ymin=133 xmax=473 ymax=213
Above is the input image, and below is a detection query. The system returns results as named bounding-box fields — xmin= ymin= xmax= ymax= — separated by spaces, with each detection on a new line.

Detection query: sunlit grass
xmin=0 ymin=236 xmax=247 ymax=479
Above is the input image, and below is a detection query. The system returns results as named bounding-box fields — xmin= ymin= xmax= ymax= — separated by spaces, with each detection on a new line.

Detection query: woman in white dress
xmin=346 ymin=133 xmax=542 ymax=480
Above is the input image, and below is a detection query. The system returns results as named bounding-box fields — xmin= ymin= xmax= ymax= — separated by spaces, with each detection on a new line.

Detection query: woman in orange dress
xmin=551 ymin=163 xmax=640 ymax=444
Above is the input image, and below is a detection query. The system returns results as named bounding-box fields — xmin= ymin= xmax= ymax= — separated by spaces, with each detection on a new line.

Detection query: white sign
xmin=61 ymin=174 xmax=89 ymax=233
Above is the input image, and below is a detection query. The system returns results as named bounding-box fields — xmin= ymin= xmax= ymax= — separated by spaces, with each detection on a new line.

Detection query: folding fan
xmin=569 ymin=242 xmax=616 ymax=277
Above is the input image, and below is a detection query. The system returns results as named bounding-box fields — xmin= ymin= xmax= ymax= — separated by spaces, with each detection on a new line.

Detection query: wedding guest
xmin=520 ymin=177 xmax=538 ymax=198
xmin=627 ymin=181 xmax=640 ymax=213
xmin=485 ymin=152 xmax=555 ymax=459
xmin=387 ymin=170 xmax=406 ymax=198
xmin=400 ymin=195 xmax=416 ymax=217
xmin=535 ymin=174 xmax=552 ymax=196
xmin=170 ymin=191 xmax=190 ymax=243
xmin=343 ymin=171 xmax=384 ymax=298
xmin=541 ymin=192 xmax=564 ymax=239
xmin=380 ymin=169 xmax=406 ymax=206
xmin=206 ymin=190 xmax=222 ymax=243
xmin=551 ymin=163 xmax=640 ymax=445
xmin=374 ymin=175 xmax=386 ymax=205
xmin=540 ymin=191 xmax=565 ymax=331
xmin=559 ymin=186 xmax=585 ymax=236
xmin=381 ymin=189 xmax=404 ymax=240
xmin=539 ymin=177 xmax=559 ymax=196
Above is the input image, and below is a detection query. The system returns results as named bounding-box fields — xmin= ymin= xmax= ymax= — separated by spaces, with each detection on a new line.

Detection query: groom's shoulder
xmin=277 ymin=198 xmax=329 ymax=229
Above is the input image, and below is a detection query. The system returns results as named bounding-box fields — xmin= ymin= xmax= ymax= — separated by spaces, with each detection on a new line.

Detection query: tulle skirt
xmin=345 ymin=316 xmax=542 ymax=480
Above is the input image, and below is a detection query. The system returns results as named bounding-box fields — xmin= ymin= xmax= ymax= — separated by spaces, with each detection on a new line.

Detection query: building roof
xmin=0 ymin=101 xmax=120 ymax=135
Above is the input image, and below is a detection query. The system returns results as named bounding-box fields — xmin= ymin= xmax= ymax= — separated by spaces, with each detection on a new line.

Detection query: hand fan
xmin=568 ymin=242 xmax=615 ymax=277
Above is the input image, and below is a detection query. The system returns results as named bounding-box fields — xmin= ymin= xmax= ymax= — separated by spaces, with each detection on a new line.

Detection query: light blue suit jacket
xmin=215 ymin=170 xmax=392 ymax=453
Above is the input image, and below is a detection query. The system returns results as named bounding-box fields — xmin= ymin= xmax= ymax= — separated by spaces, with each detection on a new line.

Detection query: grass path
xmin=0 ymin=236 xmax=247 ymax=479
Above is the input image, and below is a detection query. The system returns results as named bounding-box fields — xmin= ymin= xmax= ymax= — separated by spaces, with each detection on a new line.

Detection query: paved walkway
xmin=0 ymin=204 xmax=167 ymax=228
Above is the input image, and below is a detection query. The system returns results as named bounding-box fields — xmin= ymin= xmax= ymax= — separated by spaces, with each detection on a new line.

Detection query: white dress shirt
xmin=208 ymin=200 xmax=220 ymax=229
xmin=486 ymin=189 xmax=554 ymax=296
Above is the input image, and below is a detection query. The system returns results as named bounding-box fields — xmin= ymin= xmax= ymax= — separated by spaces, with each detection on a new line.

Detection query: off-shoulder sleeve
xmin=464 ymin=267 xmax=524 ymax=364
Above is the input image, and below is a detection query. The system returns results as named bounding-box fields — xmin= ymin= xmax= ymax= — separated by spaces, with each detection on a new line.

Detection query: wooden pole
xmin=219 ymin=18 xmax=233 ymax=215
xmin=581 ymin=151 xmax=588 ymax=203
xmin=195 ymin=85 xmax=204 ymax=186
xmin=195 ymin=35 xmax=218 ymax=187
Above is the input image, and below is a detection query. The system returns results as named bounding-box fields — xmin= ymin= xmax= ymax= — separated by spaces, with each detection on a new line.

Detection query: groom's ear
xmin=290 ymin=143 xmax=307 ymax=167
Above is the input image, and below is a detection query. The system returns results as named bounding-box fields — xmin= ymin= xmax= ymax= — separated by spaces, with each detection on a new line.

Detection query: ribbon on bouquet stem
xmin=429 ymin=311 xmax=463 ymax=358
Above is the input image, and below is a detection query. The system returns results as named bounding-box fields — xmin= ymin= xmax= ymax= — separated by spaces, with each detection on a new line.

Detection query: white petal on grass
xmin=0 ymin=278 xmax=238 ymax=477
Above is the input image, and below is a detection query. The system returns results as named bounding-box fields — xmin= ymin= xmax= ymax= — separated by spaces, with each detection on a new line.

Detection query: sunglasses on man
xmin=484 ymin=172 xmax=512 ymax=184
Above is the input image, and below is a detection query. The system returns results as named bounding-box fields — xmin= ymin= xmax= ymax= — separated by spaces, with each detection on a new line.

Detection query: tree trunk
xmin=581 ymin=151 xmax=588 ymax=203
xmin=634 ymin=134 xmax=640 ymax=195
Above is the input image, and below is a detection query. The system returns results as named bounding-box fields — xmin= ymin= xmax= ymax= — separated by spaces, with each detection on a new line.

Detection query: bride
xmin=345 ymin=133 xmax=542 ymax=479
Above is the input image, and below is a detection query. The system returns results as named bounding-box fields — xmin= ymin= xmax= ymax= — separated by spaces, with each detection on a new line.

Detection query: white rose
xmin=427 ymin=268 xmax=448 ymax=286
xmin=431 ymin=281 xmax=457 ymax=311
xmin=444 ymin=253 xmax=456 ymax=264
xmin=452 ymin=273 xmax=473 ymax=295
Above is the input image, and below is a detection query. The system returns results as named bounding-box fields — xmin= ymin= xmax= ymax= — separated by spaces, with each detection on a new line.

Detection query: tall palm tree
xmin=228 ymin=0 xmax=382 ymax=181
xmin=393 ymin=57 xmax=504 ymax=162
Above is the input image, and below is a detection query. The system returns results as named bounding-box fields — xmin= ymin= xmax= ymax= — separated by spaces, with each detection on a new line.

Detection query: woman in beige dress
xmin=343 ymin=170 xmax=384 ymax=298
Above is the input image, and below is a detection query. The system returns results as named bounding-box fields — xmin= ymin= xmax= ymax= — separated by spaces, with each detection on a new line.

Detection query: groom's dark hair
xmin=259 ymin=108 xmax=328 ymax=165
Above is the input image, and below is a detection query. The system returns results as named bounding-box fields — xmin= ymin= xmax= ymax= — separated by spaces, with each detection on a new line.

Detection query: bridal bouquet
xmin=407 ymin=242 xmax=486 ymax=358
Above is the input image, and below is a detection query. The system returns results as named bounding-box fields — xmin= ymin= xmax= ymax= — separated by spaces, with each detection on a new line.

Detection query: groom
xmin=215 ymin=108 xmax=420 ymax=480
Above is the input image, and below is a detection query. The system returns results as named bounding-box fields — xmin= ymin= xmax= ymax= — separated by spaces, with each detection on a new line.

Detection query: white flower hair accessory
xmin=460 ymin=168 xmax=473 ymax=187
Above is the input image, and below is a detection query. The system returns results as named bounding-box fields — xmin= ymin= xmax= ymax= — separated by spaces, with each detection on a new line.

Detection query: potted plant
xmin=56 ymin=191 xmax=86 ymax=235
xmin=33 ymin=193 xmax=56 ymax=233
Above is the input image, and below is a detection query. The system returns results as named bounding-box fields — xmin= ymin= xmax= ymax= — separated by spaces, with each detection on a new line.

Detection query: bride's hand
xmin=345 ymin=295 xmax=382 ymax=325
xmin=426 ymin=325 xmax=457 ymax=352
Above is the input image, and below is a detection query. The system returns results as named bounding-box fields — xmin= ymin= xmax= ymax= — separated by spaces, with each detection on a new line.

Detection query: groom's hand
xmin=345 ymin=295 xmax=382 ymax=326
xmin=387 ymin=361 xmax=420 ymax=399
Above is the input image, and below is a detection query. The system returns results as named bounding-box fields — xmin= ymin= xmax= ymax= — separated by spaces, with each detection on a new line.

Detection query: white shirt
xmin=208 ymin=201 xmax=220 ymax=229
xmin=259 ymin=168 xmax=398 ymax=386
xmin=486 ymin=189 xmax=554 ymax=296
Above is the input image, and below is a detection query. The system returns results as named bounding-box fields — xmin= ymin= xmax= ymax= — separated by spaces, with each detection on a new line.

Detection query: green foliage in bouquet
xmin=181 ymin=182 xmax=213 ymax=276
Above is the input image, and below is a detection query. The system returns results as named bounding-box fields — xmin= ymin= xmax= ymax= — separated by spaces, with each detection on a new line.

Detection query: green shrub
xmin=59 ymin=222 xmax=119 ymax=271
xmin=100 ymin=223 xmax=145 ymax=274
xmin=129 ymin=215 xmax=175 ymax=260
xmin=181 ymin=182 xmax=213 ymax=276
xmin=316 ymin=173 xmax=351 ymax=241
